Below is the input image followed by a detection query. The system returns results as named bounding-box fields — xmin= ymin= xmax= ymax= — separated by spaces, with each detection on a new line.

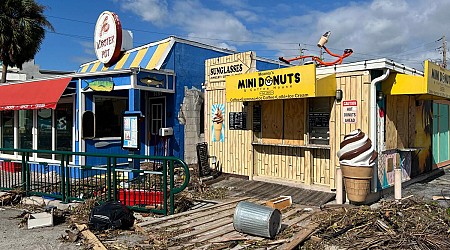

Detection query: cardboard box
xmin=265 ymin=196 xmax=292 ymax=211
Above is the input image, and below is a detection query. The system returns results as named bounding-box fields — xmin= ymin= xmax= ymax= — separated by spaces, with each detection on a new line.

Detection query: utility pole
xmin=298 ymin=44 xmax=307 ymax=65
xmin=438 ymin=35 xmax=447 ymax=68
xmin=443 ymin=35 xmax=447 ymax=69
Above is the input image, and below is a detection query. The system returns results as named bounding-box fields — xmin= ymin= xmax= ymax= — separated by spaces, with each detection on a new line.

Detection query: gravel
xmin=0 ymin=207 xmax=81 ymax=250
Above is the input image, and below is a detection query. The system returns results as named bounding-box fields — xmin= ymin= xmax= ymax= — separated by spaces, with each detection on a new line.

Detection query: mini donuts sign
xmin=94 ymin=11 xmax=122 ymax=65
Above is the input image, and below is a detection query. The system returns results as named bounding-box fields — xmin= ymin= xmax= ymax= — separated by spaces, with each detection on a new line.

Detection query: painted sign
xmin=426 ymin=60 xmax=450 ymax=99
xmin=139 ymin=75 xmax=165 ymax=88
xmin=82 ymin=77 xmax=114 ymax=92
xmin=208 ymin=51 xmax=253 ymax=83
xmin=226 ymin=64 xmax=317 ymax=102
xmin=211 ymin=104 xmax=225 ymax=142
xmin=342 ymin=100 xmax=357 ymax=124
xmin=94 ymin=11 xmax=122 ymax=65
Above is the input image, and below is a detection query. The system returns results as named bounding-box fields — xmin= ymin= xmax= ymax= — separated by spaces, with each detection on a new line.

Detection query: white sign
xmin=342 ymin=100 xmax=357 ymax=124
xmin=94 ymin=11 xmax=122 ymax=65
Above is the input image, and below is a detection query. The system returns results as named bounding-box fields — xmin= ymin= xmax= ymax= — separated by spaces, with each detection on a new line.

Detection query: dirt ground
xmin=0 ymin=207 xmax=81 ymax=250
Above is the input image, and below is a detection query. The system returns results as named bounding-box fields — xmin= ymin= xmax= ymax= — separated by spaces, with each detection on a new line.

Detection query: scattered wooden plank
xmin=191 ymin=224 xmax=235 ymax=243
xmin=432 ymin=195 xmax=450 ymax=200
xmin=175 ymin=209 xmax=235 ymax=231
xmin=278 ymin=223 xmax=320 ymax=250
xmin=210 ymin=236 xmax=248 ymax=243
xmin=75 ymin=223 xmax=107 ymax=250
xmin=137 ymin=197 xmax=250 ymax=227
xmin=173 ymin=217 xmax=232 ymax=240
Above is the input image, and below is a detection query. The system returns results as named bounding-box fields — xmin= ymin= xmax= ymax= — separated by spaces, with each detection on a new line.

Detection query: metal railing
xmin=0 ymin=148 xmax=190 ymax=215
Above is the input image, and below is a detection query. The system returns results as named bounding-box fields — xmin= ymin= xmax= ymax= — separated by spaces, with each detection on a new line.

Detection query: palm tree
xmin=0 ymin=0 xmax=54 ymax=83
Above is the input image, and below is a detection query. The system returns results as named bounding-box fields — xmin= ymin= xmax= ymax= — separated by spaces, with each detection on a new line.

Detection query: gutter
xmin=370 ymin=69 xmax=390 ymax=192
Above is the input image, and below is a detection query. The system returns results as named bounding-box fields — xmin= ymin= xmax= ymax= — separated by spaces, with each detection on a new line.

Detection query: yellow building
xmin=205 ymin=53 xmax=447 ymax=195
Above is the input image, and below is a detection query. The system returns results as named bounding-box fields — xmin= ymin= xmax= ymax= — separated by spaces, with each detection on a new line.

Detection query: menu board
xmin=229 ymin=112 xmax=247 ymax=130
xmin=122 ymin=114 xmax=140 ymax=150
xmin=308 ymin=112 xmax=330 ymax=128
xmin=253 ymin=105 xmax=261 ymax=132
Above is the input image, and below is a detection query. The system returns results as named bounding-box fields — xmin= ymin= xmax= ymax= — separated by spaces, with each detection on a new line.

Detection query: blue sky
xmin=35 ymin=0 xmax=450 ymax=72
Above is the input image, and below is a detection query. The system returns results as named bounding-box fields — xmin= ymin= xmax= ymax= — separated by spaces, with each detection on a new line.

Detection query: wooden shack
xmin=206 ymin=55 xmax=445 ymax=192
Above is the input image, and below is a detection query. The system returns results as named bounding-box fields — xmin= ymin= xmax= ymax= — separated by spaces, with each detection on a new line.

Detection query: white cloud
xmin=118 ymin=0 xmax=450 ymax=70
xmin=119 ymin=0 xmax=169 ymax=27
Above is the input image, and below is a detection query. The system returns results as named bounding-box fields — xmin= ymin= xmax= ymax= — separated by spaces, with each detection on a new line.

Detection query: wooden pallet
xmin=137 ymin=197 xmax=319 ymax=249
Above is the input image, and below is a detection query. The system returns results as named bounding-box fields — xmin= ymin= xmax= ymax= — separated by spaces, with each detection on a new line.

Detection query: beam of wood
xmin=174 ymin=209 xmax=235 ymax=231
xmin=432 ymin=195 xmax=450 ymax=200
xmin=153 ymin=203 xmax=237 ymax=229
xmin=75 ymin=223 xmax=107 ymax=250
xmin=137 ymin=197 xmax=250 ymax=227
xmin=278 ymin=223 xmax=319 ymax=250
xmin=191 ymin=224 xmax=236 ymax=243
xmin=173 ymin=217 xmax=233 ymax=240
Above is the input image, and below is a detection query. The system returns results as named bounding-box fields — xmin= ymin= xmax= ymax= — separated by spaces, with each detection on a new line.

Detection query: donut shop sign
xmin=94 ymin=11 xmax=122 ymax=65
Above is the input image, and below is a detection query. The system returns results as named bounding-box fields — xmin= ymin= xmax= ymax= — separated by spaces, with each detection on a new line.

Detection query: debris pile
xmin=303 ymin=197 xmax=450 ymax=249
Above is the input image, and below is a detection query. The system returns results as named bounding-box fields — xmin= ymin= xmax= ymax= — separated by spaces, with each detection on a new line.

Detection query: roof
xmin=77 ymin=36 xmax=285 ymax=74
xmin=316 ymin=58 xmax=424 ymax=76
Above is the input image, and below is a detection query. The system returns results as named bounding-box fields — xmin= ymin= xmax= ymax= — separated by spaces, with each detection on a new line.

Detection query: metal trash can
xmin=233 ymin=201 xmax=282 ymax=239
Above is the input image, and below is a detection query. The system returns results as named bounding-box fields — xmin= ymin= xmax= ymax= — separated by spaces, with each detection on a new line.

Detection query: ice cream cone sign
xmin=212 ymin=104 xmax=225 ymax=142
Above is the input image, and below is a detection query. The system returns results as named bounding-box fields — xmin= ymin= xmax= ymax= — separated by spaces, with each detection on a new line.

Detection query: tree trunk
xmin=1 ymin=63 xmax=7 ymax=83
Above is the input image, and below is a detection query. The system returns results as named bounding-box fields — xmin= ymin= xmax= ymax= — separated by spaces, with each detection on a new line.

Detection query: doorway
xmin=146 ymin=96 xmax=166 ymax=156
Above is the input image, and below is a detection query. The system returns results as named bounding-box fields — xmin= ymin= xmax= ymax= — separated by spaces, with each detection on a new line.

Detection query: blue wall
xmin=160 ymin=43 xmax=232 ymax=159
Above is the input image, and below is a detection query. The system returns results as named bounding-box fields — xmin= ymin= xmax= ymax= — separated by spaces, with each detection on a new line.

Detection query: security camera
xmin=317 ymin=31 xmax=331 ymax=48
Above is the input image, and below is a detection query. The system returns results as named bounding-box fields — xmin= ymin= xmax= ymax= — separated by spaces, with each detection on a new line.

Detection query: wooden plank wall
xmin=385 ymin=95 xmax=415 ymax=150
xmin=330 ymin=71 xmax=371 ymax=189
xmin=205 ymin=52 xmax=255 ymax=177
xmin=253 ymin=145 xmax=306 ymax=182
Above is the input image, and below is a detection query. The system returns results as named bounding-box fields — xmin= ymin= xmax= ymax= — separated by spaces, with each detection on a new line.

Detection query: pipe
xmin=370 ymin=69 xmax=390 ymax=192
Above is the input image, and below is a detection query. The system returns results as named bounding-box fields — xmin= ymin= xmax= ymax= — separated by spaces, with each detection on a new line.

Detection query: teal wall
xmin=433 ymin=102 xmax=450 ymax=165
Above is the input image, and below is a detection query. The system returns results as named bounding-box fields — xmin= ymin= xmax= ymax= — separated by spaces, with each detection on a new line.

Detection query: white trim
xmin=155 ymin=38 xmax=175 ymax=70
xmin=32 ymin=109 xmax=37 ymax=160
xmin=13 ymin=110 xmax=18 ymax=157
xmin=133 ymin=84 xmax=175 ymax=93
xmin=52 ymin=109 xmax=56 ymax=160
xmin=316 ymin=58 xmax=423 ymax=76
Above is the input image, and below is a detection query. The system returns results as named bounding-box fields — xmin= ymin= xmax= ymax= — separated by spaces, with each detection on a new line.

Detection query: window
xmin=18 ymin=110 xmax=33 ymax=150
xmin=94 ymin=97 xmax=127 ymax=138
xmin=56 ymin=103 xmax=73 ymax=160
xmin=308 ymin=97 xmax=331 ymax=145
xmin=149 ymin=98 xmax=165 ymax=135
xmin=1 ymin=111 xmax=14 ymax=154
xmin=37 ymin=109 xmax=52 ymax=158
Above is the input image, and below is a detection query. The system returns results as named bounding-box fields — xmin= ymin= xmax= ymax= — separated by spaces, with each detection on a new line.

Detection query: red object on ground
xmin=118 ymin=189 xmax=163 ymax=206
xmin=0 ymin=161 xmax=22 ymax=173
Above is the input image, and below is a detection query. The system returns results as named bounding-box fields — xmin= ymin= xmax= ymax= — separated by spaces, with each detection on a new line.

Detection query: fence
xmin=0 ymin=148 xmax=190 ymax=215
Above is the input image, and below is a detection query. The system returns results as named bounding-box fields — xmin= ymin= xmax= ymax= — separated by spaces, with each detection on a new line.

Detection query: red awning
xmin=0 ymin=77 xmax=72 ymax=111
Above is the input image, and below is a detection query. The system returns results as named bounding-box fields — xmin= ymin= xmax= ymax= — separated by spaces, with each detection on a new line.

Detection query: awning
xmin=225 ymin=64 xmax=336 ymax=102
xmin=0 ymin=77 xmax=72 ymax=111
xmin=383 ymin=60 xmax=450 ymax=100
xmin=78 ymin=38 xmax=173 ymax=73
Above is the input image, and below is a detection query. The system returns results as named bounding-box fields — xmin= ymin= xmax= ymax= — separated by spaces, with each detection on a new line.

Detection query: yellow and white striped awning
xmin=77 ymin=38 xmax=174 ymax=73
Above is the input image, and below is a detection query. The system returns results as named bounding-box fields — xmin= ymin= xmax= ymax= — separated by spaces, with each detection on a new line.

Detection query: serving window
xmin=255 ymin=97 xmax=331 ymax=147
xmin=94 ymin=96 xmax=127 ymax=138
xmin=259 ymin=98 xmax=306 ymax=146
